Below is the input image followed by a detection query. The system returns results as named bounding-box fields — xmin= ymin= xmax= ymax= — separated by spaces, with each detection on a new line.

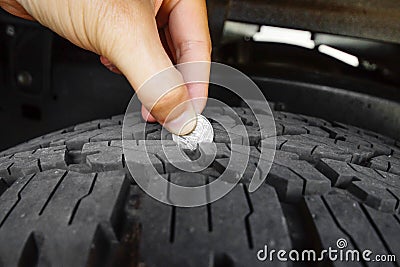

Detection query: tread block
xmin=84 ymin=142 xmax=165 ymax=174
xmin=244 ymin=126 xmax=262 ymax=145
xmin=316 ymin=159 xmax=356 ymax=187
xmin=364 ymin=206 xmax=400 ymax=259
xmin=0 ymin=146 xmax=68 ymax=180
xmin=302 ymin=134 xmax=336 ymax=146
xmin=266 ymin=164 xmax=304 ymax=201
xmin=213 ymin=127 xmax=243 ymax=144
xmin=303 ymin=126 xmax=330 ymax=137
xmin=86 ymin=146 xmax=124 ymax=172
xmin=9 ymin=159 xmax=40 ymax=178
xmin=210 ymin=184 xmax=256 ymax=265
xmin=155 ymin=147 xmax=206 ymax=173
xmin=280 ymin=139 xmax=316 ymax=160
xmin=137 ymin=140 xmax=176 ymax=146
xmin=283 ymin=160 xmax=331 ymax=195
xmin=0 ymin=156 xmax=13 ymax=177
xmin=146 ymin=130 xmax=163 ymax=140
xmin=228 ymin=144 xmax=263 ymax=160
xmin=249 ymin=185 xmax=291 ymax=267
xmin=210 ymin=114 xmax=238 ymax=128
xmin=82 ymin=141 xmax=109 ymax=150
xmin=262 ymin=136 xmax=287 ymax=150
xmin=299 ymin=115 xmax=329 ymax=127
xmin=371 ymin=155 xmax=400 ymax=175
xmin=282 ymin=124 xmax=308 ymax=135
xmin=74 ymin=120 xmax=103 ymax=131
xmin=348 ymin=181 xmax=398 ymax=212
xmin=369 ymin=142 xmax=392 ymax=156
xmin=168 ymin=174 xmax=208 ymax=265
xmin=72 ymin=170 xmax=128 ymax=225
xmin=303 ymin=195 xmax=364 ymax=267
xmin=237 ymin=113 xmax=257 ymax=126
xmin=62 ymin=171 xmax=129 ymax=265
xmin=99 ymin=119 xmax=119 ymax=129
xmin=257 ymin=117 xmax=278 ymax=139
xmin=65 ymin=129 xmax=106 ymax=150
xmin=202 ymin=106 xmax=224 ymax=118
xmin=139 ymin=181 xmax=261 ymax=267
xmin=273 ymin=150 xmax=300 ymax=162
xmin=323 ymin=193 xmax=392 ymax=261
xmin=242 ymin=99 xmax=274 ymax=115
xmin=0 ymin=169 xmax=67 ymax=266
xmin=317 ymin=159 xmax=400 ymax=212
xmin=0 ymin=173 xmax=36 ymax=226
xmin=124 ymin=149 xmax=164 ymax=176
xmin=138 ymin=183 xmax=175 ymax=267
xmin=119 ymin=112 xmax=142 ymax=126
xmin=274 ymin=123 xmax=284 ymax=136
xmin=215 ymin=143 xmax=231 ymax=158
xmin=48 ymin=130 xmax=86 ymax=147
xmin=90 ymin=129 xmax=122 ymax=142
xmin=35 ymin=147 xmax=68 ymax=171
xmin=214 ymin=156 xmax=257 ymax=183
xmin=312 ymin=145 xmax=353 ymax=162
xmin=350 ymin=163 xmax=400 ymax=189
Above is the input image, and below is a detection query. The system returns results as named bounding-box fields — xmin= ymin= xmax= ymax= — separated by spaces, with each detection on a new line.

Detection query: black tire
xmin=0 ymin=101 xmax=399 ymax=267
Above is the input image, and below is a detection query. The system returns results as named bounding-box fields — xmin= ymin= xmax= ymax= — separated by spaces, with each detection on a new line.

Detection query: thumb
xmin=105 ymin=5 xmax=196 ymax=135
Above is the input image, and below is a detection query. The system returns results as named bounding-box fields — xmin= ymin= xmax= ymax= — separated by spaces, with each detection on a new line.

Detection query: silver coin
xmin=172 ymin=115 xmax=214 ymax=150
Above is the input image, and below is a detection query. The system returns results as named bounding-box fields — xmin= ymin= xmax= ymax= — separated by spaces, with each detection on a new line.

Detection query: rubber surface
xmin=0 ymin=101 xmax=399 ymax=266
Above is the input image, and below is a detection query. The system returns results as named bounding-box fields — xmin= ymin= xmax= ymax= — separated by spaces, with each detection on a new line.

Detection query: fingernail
xmin=164 ymin=108 xmax=197 ymax=135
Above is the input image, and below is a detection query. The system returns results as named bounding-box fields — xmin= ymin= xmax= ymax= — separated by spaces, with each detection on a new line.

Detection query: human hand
xmin=0 ymin=0 xmax=211 ymax=135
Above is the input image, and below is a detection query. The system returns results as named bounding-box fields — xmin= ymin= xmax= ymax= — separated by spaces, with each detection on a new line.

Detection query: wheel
xmin=0 ymin=101 xmax=399 ymax=267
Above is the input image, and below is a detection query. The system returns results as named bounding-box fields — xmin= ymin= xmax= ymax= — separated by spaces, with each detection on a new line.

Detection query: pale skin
xmin=0 ymin=0 xmax=211 ymax=135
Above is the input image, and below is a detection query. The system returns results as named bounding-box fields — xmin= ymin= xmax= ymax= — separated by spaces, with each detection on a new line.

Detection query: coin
xmin=172 ymin=115 xmax=214 ymax=150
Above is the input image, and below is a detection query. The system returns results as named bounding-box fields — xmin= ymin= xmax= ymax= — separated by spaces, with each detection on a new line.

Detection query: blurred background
xmin=1 ymin=0 xmax=400 ymax=151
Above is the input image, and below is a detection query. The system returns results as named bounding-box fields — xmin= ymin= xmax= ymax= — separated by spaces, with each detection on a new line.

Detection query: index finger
xmin=162 ymin=0 xmax=212 ymax=114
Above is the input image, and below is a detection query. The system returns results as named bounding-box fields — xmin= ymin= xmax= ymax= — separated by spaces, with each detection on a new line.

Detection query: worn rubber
xmin=0 ymin=101 xmax=399 ymax=266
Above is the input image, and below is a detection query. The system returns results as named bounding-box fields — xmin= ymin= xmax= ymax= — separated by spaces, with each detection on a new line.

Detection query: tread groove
xmin=288 ymin=168 xmax=307 ymax=196
xmin=206 ymin=176 xmax=213 ymax=232
xmin=166 ymin=174 xmax=176 ymax=243
xmin=360 ymin=204 xmax=399 ymax=267
xmin=122 ymin=154 xmax=126 ymax=168
xmin=68 ymin=173 xmax=97 ymax=225
xmin=394 ymin=214 xmax=400 ymax=225
xmin=0 ymin=173 xmax=36 ymax=228
xmin=346 ymin=162 xmax=358 ymax=172
xmin=302 ymin=126 xmax=310 ymax=134
xmin=310 ymin=145 xmax=318 ymax=155
xmin=242 ymin=184 xmax=254 ymax=249
xmin=281 ymin=124 xmax=286 ymax=135
xmin=6 ymin=162 xmax=14 ymax=176
xmin=278 ymin=139 xmax=288 ymax=150
xmin=38 ymin=170 xmax=68 ymax=215
xmin=321 ymin=196 xmax=367 ymax=266
xmin=169 ymin=206 xmax=176 ymax=243
xmin=37 ymin=159 xmax=43 ymax=172
xmin=387 ymin=161 xmax=392 ymax=172
xmin=373 ymin=168 xmax=386 ymax=179
xmin=154 ymin=154 xmax=166 ymax=174
xmin=386 ymin=189 xmax=400 ymax=211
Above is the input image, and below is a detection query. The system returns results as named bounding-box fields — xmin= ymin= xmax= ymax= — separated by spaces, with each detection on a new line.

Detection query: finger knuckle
xmin=177 ymin=39 xmax=212 ymax=59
